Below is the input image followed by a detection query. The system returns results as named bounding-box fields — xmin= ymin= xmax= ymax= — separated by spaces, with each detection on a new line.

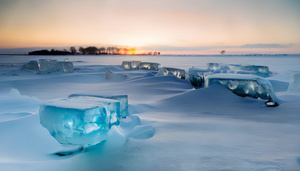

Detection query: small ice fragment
xmin=156 ymin=67 xmax=186 ymax=79
xmin=288 ymin=73 xmax=300 ymax=92
xmin=139 ymin=62 xmax=161 ymax=70
xmin=69 ymin=94 xmax=129 ymax=118
xmin=105 ymin=69 xmax=127 ymax=80
xmin=144 ymin=71 xmax=158 ymax=77
xmin=205 ymin=74 xmax=279 ymax=105
xmin=207 ymin=63 xmax=221 ymax=71
xmin=121 ymin=61 xmax=141 ymax=70
xmin=39 ymin=96 xmax=121 ymax=147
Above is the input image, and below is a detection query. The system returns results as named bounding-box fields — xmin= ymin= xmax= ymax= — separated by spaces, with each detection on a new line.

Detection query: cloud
xmin=142 ymin=45 xmax=233 ymax=51
xmin=239 ymin=43 xmax=294 ymax=48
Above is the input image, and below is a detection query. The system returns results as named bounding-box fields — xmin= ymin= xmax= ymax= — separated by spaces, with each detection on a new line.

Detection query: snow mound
xmin=155 ymin=84 xmax=266 ymax=114
xmin=0 ymin=89 xmax=40 ymax=115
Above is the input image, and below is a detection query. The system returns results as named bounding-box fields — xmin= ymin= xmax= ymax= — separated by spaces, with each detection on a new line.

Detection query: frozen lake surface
xmin=0 ymin=54 xmax=300 ymax=170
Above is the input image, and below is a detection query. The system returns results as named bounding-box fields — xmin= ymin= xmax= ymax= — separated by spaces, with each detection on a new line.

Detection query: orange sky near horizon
xmin=0 ymin=0 xmax=299 ymax=54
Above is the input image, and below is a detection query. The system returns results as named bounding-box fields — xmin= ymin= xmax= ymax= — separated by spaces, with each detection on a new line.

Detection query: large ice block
xmin=37 ymin=59 xmax=59 ymax=74
xmin=22 ymin=59 xmax=74 ymax=74
xmin=23 ymin=60 xmax=39 ymax=70
xmin=156 ymin=67 xmax=186 ymax=79
xmin=57 ymin=61 xmax=74 ymax=72
xmin=39 ymin=96 xmax=121 ymax=147
xmin=139 ymin=62 xmax=160 ymax=70
xmin=121 ymin=61 xmax=141 ymax=70
xmin=239 ymin=65 xmax=269 ymax=76
xmin=69 ymin=94 xmax=128 ymax=118
xmin=205 ymin=74 xmax=279 ymax=105
xmin=187 ymin=68 xmax=210 ymax=87
xmin=288 ymin=73 xmax=300 ymax=92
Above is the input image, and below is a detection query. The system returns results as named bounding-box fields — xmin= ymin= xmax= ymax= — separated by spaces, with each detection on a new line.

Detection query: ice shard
xmin=105 ymin=69 xmax=127 ymax=80
xmin=121 ymin=61 xmax=141 ymax=70
xmin=57 ymin=61 xmax=74 ymax=72
xmin=205 ymin=74 xmax=279 ymax=106
xmin=156 ymin=67 xmax=186 ymax=79
xmin=39 ymin=96 xmax=121 ymax=147
xmin=288 ymin=73 xmax=300 ymax=92
xmin=187 ymin=68 xmax=210 ymax=87
xmin=139 ymin=62 xmax=161 ymax=70
xmin=69 ymin=94 xmax=128 ymax=118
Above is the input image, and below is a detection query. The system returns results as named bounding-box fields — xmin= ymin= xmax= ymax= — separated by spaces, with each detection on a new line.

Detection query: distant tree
xmin=99 ymin=47 xmax=106 ymax=54
xmin=220 ymin=50 xmax=226 ymax=55
xmin=79 ymin=47 xmax=85 ymax=54
xmin=115 ymin=48 xmax=121 ymax=54
xmin=122 ymin=48 xmax=128 ymax=55
xmin=70 ymin=46 xmax=77 ymax=54
xmin=85 ymin=46 xmax=98 ymax=54
xmin=106 ymin=47 xmax=112 ymax=54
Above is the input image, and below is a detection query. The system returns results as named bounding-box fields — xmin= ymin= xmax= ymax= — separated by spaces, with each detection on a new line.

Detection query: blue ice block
xmin=69 ymin=94 xmax=128 ymax=118
xmin=205 ymin=74 xmax=279 ymax=105
xmin=39 ymin=96 xmax=121 ymax=147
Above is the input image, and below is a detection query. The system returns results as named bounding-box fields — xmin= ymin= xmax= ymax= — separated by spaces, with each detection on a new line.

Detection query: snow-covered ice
xmin=0 ymin=54 xmax=300 ymax=171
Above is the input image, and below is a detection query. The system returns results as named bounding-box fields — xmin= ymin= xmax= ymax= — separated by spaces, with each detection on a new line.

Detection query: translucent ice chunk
xmin=288 ymin=73 xmax=300 ymax=92
xmin=57 ymin=61 xmax=74 ymax=72
xmin=37 ymin=59 xmax=59 ymax=74
xmin=212 ymin=66 xmax=233 ymax=74
xmin=139 ymin=62 xmax=161 ymax=70
xmin=39 ymin=96 xmax=121 ymax=147
xmin=23 ymin=60 xmax=39 ymax=70
xmin=207 ymin=63 xmax=221 ymax=71
xmin=187 ymin=68 xmax=210 ymax=87
xmin=205 ymin=74 xmax=278 ymax=104
xmin=239 ymin=65 xmax=269 ymax=76
xmin=121 ymin=61 xmax=141 ymax=70
xmin=156 ymin=67 xmax=186 ymax=79
xmin=68 ymin=94 xmax=128 ymax=118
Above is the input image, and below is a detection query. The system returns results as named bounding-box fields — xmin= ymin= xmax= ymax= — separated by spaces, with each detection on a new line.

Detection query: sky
xmin=0 ymin=0 xmax=299 ymax=54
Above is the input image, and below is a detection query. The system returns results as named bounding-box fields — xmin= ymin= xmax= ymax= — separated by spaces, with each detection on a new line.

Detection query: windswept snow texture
xmin=0 ymin=54 xmax=300 ymax=171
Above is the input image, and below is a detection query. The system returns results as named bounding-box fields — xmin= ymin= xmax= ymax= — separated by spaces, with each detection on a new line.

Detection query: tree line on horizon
xmin=28 ymin=46 xmax=143 ymax=55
